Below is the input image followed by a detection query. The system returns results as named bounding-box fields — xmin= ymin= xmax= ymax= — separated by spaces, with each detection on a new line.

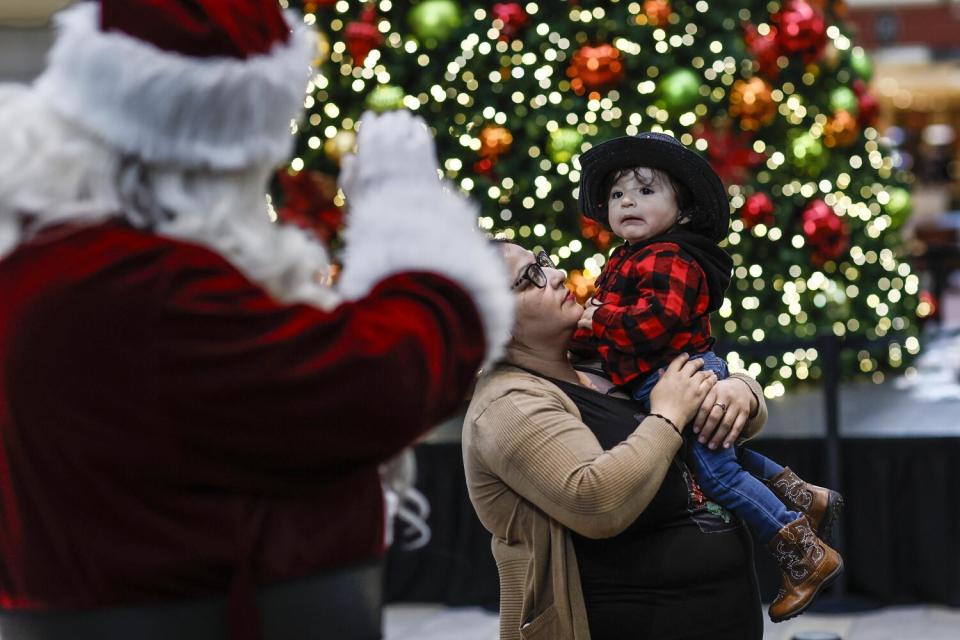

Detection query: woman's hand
xmin=692 ymin=377 xmax=759 ymax=450
xmin=649 ymin=354 xmax=717 ymax=432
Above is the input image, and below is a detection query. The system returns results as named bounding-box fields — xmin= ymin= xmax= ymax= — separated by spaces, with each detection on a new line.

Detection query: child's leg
xmin=737 ymin=447 xmax=785 ymax=483
xmin=630 ymin=372 xmax=660 ymax=413
xmin=689 ymin=438 xmax=801 ymax=543
xmin=692 ymin=352 xmax=787 ymax=483
xmin=634 ymin=350 xmax=728 ymax=412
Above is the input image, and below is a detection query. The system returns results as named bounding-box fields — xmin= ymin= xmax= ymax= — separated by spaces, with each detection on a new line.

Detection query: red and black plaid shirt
xmin=570 ymin=241 xmax=714 ymax=387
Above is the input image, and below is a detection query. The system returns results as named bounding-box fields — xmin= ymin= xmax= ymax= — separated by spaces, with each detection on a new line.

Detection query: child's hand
xmin=577 ymin=299 xmax=599 ymax=331
xmin=648 ymin=354 xmax=717 ymax=430
xmin=692 ymin=378 xmax=758 ymax=450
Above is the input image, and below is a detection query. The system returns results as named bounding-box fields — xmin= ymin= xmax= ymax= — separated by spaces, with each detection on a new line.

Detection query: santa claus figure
xmin=0 ymin=1 xmax=512 ymax=639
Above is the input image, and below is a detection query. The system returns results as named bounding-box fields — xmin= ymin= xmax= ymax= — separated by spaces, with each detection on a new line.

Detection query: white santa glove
xmin=336 ymin=109 xmax=514 ymax=368
xmin=339 ymin=110 xmax=441 ymax=203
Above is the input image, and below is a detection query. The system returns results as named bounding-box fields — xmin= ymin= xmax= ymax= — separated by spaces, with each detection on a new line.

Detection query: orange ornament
xmin=567 ymin=44 xmax=624 ymax=95
xmin=478 ymin=125 xmax=513 ymax=160
xmin=643 ymin=0 xmax=672 ymax=26
xmin=579 ymin=215 xmax=613 ymax=253
xmin=823 ymin=110 xmax=859 ymax=148
xmin=728 ymin=77 xmax=776 ymax=130
xmin=566 ymin=269 xmax=598 ymax=306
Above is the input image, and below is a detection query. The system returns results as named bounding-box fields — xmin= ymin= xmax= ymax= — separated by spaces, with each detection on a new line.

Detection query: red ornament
xmin=275 ymin=169 xmax=344 ymax=244
xmin=801 ymin=199 xmax=849 ymax=265
xmin=857 ymin=91 xmax=879 ymax=128
xmin=492 ymin=3 xmax=528 ymax=41
xmin=695 ymin=122 xmax=766 ymax=187
xmin=345 ymin=6 xmax=382 ymax=65
xmin=579 ymin=215 xmax=614 ymax=252
xmin=772 ymin=0 xmax=827 ymax=62
xmin=742 ymin=193 xmax=775 ymax=229
xmin=473 ymin=158 xmax=494 ymax=176
xmin=567 ymin=44 xmax=624 ymax=95
xmin=744 ymin=23 xmax=781 ymax=79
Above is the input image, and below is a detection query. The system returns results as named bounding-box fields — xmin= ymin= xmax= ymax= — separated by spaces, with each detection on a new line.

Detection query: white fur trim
xmin=0 ymin=86 xmax=339 ymax=311
xmin=33 ymin=4 xmax=315 ymax=170
xmin=337 ymin=180 xmax=513 ymax=368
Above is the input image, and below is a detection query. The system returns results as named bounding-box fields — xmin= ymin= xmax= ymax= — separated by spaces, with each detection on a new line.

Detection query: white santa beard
xmin=0 ymin=87 xmax=338 ymax=311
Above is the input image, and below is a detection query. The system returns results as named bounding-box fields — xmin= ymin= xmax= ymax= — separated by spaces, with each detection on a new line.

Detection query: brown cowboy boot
xmin=768 ymin=516 xmax=844 ymax=623
xmin=768 ymin=467 xmax=844 ymax=541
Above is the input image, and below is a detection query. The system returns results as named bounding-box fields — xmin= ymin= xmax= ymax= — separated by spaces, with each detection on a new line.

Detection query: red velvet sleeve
xmin=152 ymin=268 xmax=485 ymax=491
xmin=9 ymin=240 xmax=485 ymax=494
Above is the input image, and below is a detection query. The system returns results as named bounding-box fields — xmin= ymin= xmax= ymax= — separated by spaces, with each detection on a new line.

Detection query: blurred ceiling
xmin=0 ymin=0 xmax=73 ymax=27
xmin=876 ymin=60 xmax=960 ymax=111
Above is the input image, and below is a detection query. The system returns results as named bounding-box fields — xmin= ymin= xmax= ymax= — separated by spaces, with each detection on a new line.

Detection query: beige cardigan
xmin=462 ymin=366 xmax=768 ymax=640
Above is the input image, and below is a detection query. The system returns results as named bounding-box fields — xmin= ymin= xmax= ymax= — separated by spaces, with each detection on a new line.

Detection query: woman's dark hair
xmin=600 ymin=167 xmax=697 ymax=227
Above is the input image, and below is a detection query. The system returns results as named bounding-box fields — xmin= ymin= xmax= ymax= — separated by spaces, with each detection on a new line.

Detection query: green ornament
xmin=409 ymin=0 xmax=461 ymax=48
xmin=850 ymin=47 xmax=874 ymax=82
xmin=658 ymin=68 xmax=702 ymax=112
xmin=365 ymin=84 xmax=405 ymax=112
xmin=885 ymin=187 xmax=912 ymax=229
xmin=829 ymin=86 xmax=859 ymax=116
xmin=548 ymin=128 xmax=583 ymax=164
xmin=790 ymin=132 xmax=826 ymax=175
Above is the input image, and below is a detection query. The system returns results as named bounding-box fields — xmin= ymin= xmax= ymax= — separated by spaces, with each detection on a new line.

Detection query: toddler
xmin=571 ymin=132 xmax=844 ymax=623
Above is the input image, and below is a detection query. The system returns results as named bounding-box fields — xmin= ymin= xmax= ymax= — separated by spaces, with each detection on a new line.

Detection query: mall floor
xmin=384 ymin=603 xmax=960 ymax=640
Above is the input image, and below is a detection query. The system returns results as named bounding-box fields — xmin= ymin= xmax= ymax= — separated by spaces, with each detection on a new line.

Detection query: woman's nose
xmin=546 ymin=268 xmax=565 ymax=288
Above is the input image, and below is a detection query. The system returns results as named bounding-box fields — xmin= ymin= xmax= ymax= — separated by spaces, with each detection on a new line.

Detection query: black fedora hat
xmin=578 ymin=132 xmax=729 ymax=243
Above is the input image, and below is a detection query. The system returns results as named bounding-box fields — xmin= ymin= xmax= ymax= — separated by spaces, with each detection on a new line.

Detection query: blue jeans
xmin=631 ymin=352 xmax=798 ymax=542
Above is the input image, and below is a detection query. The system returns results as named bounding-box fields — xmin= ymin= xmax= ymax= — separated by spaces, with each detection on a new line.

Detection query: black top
xmin=548 ymin=376 xmax=763 ymax=640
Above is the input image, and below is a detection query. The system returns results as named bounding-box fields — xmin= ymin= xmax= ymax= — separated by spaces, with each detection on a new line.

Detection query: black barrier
xmin=714 ymin=332 xmax=909 ymax=599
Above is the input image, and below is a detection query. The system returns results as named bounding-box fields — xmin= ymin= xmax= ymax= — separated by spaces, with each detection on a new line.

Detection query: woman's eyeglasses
xmin=512 ymin=250 xmax=555 ymax=291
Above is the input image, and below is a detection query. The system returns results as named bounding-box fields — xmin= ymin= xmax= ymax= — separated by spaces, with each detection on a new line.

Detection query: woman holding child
xmin=463 ymin=242 xmax=766 ymax=640
xmin=464 ymin=133 xmax=842 ymax=639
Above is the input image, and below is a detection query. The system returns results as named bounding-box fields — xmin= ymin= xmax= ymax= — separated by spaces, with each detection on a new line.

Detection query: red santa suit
xmin=0 ymin=1 xmax=513 ymax=638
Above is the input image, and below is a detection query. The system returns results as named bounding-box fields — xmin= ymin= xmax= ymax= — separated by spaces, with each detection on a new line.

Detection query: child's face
xmin=606 ymin=168 xmax=679 ymax=244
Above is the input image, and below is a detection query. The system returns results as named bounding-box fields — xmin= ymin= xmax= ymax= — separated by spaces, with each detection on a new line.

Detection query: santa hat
xmin=33 ymin=0 xmax=316 ymax=170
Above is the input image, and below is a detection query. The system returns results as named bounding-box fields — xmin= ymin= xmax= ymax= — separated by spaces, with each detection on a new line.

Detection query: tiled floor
xmin=384 ymin=603 xmax=960 ymax=639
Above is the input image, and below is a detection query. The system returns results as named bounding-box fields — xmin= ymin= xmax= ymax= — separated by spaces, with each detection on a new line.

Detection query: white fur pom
xmin=337 ymin=180 xmax=514 ymax=369
xmin=33 ymin=4 xmax=315 ymax=170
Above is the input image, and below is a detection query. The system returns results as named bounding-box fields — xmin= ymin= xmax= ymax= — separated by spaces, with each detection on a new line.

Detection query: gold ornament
xmin=823 ymin=110 xmax=859 ymax=148
xmin=728 ymin=77 xmax=775 ymax=131
xmin=314 ymin=29 xmax=330 ymax=66
xmin=323 ymin=129 xmax=357 ymax=164
xmin=823 ymin=42 xmax=841 ymax=70
xmin=478 ymin=125 xmax=513 ymax=160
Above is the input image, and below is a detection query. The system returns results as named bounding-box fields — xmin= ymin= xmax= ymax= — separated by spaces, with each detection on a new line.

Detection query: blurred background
xmin=2 ymin=1 xmax=959 ymax=638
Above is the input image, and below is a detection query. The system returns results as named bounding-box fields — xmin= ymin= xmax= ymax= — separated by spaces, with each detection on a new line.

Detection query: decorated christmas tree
xmin=278 ymin=0 xmax=920 ymax=394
